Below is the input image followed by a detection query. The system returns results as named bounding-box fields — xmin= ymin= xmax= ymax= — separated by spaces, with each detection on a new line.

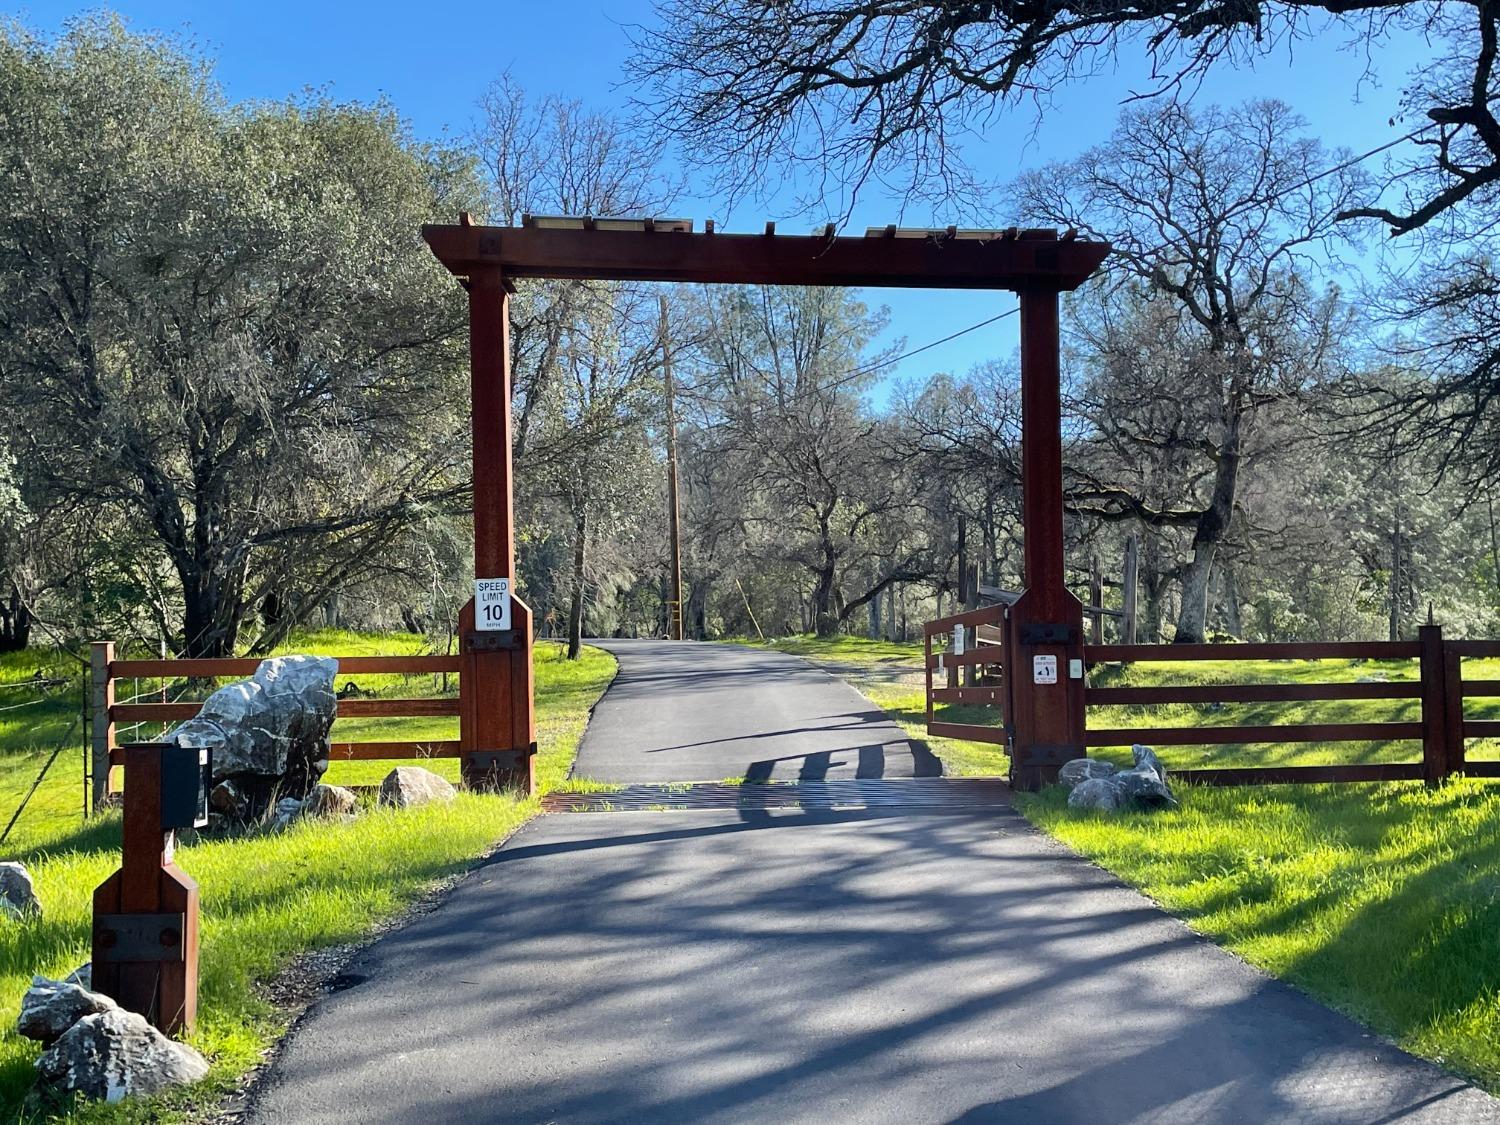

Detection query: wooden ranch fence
xmin=89 ymin=642 xmax=461 ymax=805
xmin=924 ymin=608 xmax=1500 ymax=787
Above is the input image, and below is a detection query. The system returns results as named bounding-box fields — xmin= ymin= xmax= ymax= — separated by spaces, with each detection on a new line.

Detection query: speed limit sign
xmin=475 ymin=577 xmax=512 ymax=631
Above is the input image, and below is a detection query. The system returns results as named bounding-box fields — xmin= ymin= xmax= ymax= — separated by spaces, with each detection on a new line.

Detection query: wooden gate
xmin=924 ymin=604 xmax=1010 ymax=750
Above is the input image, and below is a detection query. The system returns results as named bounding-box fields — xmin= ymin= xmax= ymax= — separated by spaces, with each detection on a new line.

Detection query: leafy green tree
xmin=0 ymin=18 xmax=480 ymax=655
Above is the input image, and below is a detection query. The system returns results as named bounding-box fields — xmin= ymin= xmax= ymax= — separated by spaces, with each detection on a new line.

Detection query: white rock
xmin=379 ymin=767 xmax=457 ymax=809
xmin=35 ymin=1008 xmax=209 ymax=1102
xmin=0 ymin=862 xmax=41 ymax=920
xmin=302 ymin=784 xmax=357 ymax=817
xmin=268 ymin=796 xmax=304 ymax=832
xmin=17 ymin=976 xmax=118 ymax=1044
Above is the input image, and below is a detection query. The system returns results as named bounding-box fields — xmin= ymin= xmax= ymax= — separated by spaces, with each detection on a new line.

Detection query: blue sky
xmin=18 ymin=2 xmax=1439 ymax=387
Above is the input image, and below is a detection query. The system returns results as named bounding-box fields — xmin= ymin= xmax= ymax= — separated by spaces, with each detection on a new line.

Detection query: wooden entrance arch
xmin=423 ymin=218 xmax=1110 ymax=792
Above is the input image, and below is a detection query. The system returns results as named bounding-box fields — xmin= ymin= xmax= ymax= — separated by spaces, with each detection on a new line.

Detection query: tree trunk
xmin=688 ymin=579 xmax=709 ymax=640
xmin=812 ymin=560 xmax=838 ymax=637
xmin=1389 ymin=501 xmax=1403 ymax=642
xmin=0 ymin=584 xmax=30 ymax=653
xmin=1219 ymin=562 xmax=1243 ymax=639
xmin=568 ymin=507 xmax=587 ymax=659
xmin=181 ymin=577 xmax=239 ymax=658
xmin=868 ymin=591 xmax=881 ymax=639
xmin=1174 ymin=412 xmax=1242 ymax=644
xmin=1140 ymin=534 xmax=1164 ymax=644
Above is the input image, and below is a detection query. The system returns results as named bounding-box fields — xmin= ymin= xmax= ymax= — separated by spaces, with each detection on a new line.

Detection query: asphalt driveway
xmin=248 ymin=640 xmax=1500 ymax=1124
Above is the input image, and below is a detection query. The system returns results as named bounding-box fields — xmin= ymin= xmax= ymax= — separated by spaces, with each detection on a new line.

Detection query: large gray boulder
xmin=1067 ymin=776 xmax=1126 ymax=811
xmin=163 ymin=655 xmax=337 ymax=824
xmin=379 ymin=767 xmax=456 ymax=809
xmin=0 ymin=862 xmax=40 ymax=920
xmin=1130 ymin=744 xmax=1168 ymax=783
xmin=1063 ymin=744 xmax=1176 ymax=813
xmin=1057 ymin=758 xmax=1117 ymax=790
xmin=35 ymin=1008 xmax=208 ymax=1102
xmin=17 ymin=977 xmax=118 ymax=1045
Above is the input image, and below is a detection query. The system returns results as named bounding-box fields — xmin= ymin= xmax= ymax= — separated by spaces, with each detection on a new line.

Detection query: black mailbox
xmin=159 ymin=745 xmax=211 ymax=829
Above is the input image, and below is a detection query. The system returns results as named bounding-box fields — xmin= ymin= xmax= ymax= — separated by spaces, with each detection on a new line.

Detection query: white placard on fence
xmin=1033 ymin=654 xmax=1058 ymax=685
xmin=475 ymin=577 xmax=512 ymax=631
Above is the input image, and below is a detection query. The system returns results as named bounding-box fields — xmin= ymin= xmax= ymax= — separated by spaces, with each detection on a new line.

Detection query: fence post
xmin=1444 ymin=643 xmax=1467 ymax=777
xmin=1089 ymin=557 xmax=1104 ymax=645
xmin=90 ymin=642 xmax=116 ymax=809
xmin=1419 ymin=624 xmax=1454 ymax=787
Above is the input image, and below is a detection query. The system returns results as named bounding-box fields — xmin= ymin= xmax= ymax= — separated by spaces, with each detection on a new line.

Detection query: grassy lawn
xmin=0 ymin=632 xmax=617 ymax=1121
xmin=760 ymin=632 xmax=1500 ymax=1090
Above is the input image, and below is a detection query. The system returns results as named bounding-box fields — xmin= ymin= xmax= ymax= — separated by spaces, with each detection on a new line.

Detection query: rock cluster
xmin=1059 ymin=745 xmax=1177 ymax=813
xmin=18 ymin=975 xmax=208 ymax=1103
xmin=260 ymin=767 xmax=453 ymax=829
xmin=162 ymin=655 xmax=337 ymax=824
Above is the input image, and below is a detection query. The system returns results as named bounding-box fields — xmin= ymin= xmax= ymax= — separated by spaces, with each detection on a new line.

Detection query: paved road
xmin=249 ymin=641 xmax=1500 ymax=1124
xmin=571 ymin=639 xmax=940 ymax=783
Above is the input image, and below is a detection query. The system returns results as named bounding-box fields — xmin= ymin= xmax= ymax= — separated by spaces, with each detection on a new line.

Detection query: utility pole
xmin=1122 ymin=534 xmax=1139 ymax=645
xmin=660 ymin=294 xmax=684 ymax=641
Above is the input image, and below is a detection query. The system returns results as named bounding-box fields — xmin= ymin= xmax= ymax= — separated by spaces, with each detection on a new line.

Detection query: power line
xmin=822 ymin=123 xmax=1438 ymax=387
xmin=831 ymin=307 xmax=1020 ymax=387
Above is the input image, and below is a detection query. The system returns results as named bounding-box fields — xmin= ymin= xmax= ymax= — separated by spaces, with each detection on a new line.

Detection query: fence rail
xmin=920 ymin=617 xmax=1500 ymax=787
xmin=91 ymin=643 xmax=462 ymax=805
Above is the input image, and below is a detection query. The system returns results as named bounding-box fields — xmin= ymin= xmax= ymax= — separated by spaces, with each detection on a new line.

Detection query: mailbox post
xmin=92 ymin=743 xmax=208 ymax=1036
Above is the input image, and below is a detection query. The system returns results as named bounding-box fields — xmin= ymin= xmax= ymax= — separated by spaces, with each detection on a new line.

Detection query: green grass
xmin=0 ymin=632 xmax=617 ymax=1121
xmin=1019 ymin=779 xmax=1500 ymax=1090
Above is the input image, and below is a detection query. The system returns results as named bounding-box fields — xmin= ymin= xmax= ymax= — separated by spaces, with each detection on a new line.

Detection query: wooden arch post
xmin=459 ymin=264 xmax=536 ymax=792
xmin=1004 ymin=288 xmax=1086 ymax=790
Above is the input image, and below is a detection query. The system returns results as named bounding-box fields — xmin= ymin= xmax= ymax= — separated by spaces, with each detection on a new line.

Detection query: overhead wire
xmin=813 ymin=123 xmax=1437 ymax=389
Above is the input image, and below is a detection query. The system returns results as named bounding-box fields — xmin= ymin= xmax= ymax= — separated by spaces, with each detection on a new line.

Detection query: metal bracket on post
xmin=462 ymin=629 xmax=524 ymax=653
xmin=465 ymin=745 xmax=538 ymax=773
xmin=1019 ymin=623 xmax=1078 ymax=645
xmin=94 ymin=913 xmax=189 ymax=963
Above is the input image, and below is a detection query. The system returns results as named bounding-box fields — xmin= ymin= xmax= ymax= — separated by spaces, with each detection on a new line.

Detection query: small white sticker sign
xmin=475 ymin=577 xmax=512 ymax=631
xmin=952 ymin=624 xmax=965 ymax=656
xmin=1033 ymin=654 xmax=1058 ymax=685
